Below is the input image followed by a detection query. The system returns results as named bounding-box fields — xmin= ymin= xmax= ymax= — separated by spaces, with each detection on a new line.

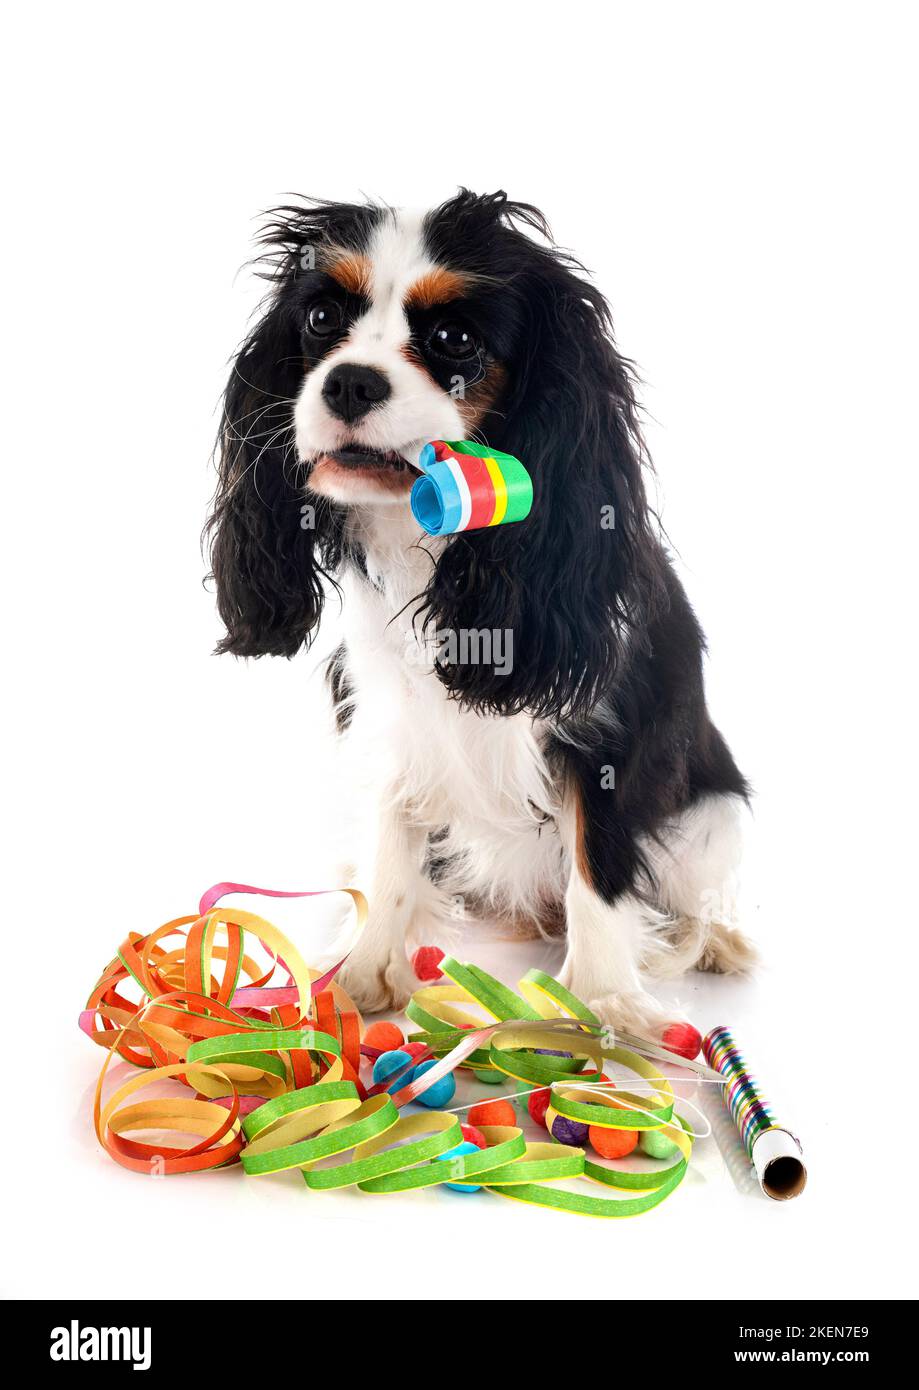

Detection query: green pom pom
xmin=639 ymin=1127 xmax=680 ymax=1159
xmin=473 ymin=1068 xmax=504 ymax=1085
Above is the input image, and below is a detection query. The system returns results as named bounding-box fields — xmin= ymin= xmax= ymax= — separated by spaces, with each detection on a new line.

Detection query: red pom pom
xmin=527 ymin=1087 xmax=552 ymax=1129
xmin=403 ymin=1041 xmax=429 ymax=1060
xmin=461 ymin=1124 xmax=487 ymax=1149
xmin=363 ymin=1021 xmax=404 ymax=1053
xmin=661 ymin=1022 xmax=702 ymax=1061
xmin=412 ymin=945 xmax=445 ymax=981
xmin=468 ymin=1099 xmax=516 ymax=1129
xmin=588 ymin=1125 xmax=638 ymax=1159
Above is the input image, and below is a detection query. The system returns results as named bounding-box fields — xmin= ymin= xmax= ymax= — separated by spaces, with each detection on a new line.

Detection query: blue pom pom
xmin=411 ymin=1058 xmax=456 ymax=1109
xmin=435 ymin=1140 xmax=481 ymax=1192
xmin=371 ymin=1049 xmax=415 ymax=1094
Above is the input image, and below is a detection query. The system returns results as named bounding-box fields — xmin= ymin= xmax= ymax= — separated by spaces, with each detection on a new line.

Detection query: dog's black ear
xmin=206 ymin=298 xmax=338 ymax=658
xmin=418 ymin=207 xmax=667 ymax=718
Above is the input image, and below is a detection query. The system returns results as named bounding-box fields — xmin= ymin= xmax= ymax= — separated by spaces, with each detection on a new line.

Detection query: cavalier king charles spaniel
xmin=206 ymin=189 xmax=755 ymax=1038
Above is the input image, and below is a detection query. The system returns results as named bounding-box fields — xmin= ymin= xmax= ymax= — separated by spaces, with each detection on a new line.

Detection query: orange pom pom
xmin=588 ymin=1124 xmax=638 ymax=1159
xmin=468 ymin=1099 xmax=516 ymax=1129
xmin=363 ymin=1021 xmax=405 ymax=1053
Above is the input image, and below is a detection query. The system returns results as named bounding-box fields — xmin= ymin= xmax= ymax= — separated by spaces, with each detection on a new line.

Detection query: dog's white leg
xmin=558 ymin=872 xmax=678 ymax=1037
xmin=557 ymin=801 xmax=677 ymax=1037
xmin=335 ymin=792 xmax=427 ymax=1014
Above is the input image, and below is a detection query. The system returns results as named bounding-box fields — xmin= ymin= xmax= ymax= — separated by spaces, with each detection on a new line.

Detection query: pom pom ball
xmin=661 ymin=1022 xmax=702 ymax=1061
xmin=371 ymin=1049 xmax=415 ymax=1093
xmin=639 ymin=1127 xmax=680 ymax=1159
xmin=588 ymin=1124 xmax=638 ymax=1159
xmin=435 ymin=1140 xmax=481 ymax=1192
xmin=527 ymin=1086 xmax=552 ymax=1129
xmin=547 ymin=1108 xmax=588 ymax=1147
xmin=468 ymin=1099 xmax=516 ymax=1128
xmin=412 ymin=945 xmax=445 ymax=982
xmin=403 ymin=1041 xmax=429 ymax=1061
xmin=473 ymin=1068 xmax=504 ymax=1085
xmin=461 ymin=1124 xmax=487 ymax=1149
xmin=363 ymin=1020 xmax=404 ymax=1053
xmin=411 ymin=1058 xmax=456 ymax=1108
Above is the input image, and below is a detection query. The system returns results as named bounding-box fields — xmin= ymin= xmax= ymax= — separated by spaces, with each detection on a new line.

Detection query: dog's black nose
xmin=321 ymin=363 xmax=391 ymax=423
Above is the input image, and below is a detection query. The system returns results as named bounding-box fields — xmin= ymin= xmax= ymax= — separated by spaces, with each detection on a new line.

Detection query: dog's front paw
xmin=586 ymin=989 xmax=683 ymax=1044
xmin=336 ymin=947 xmax=417 ymax=1015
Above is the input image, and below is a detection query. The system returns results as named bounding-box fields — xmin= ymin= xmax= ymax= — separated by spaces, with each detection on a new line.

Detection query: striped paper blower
xmin=703 ymin=1025 xmax=807 ymax=1201
xmin=411 ymin=440 xmax=533 ymax=536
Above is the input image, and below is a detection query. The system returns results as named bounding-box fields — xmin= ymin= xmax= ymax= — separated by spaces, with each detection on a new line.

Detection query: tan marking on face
xmin=458 ymin=362 xmax=507 ymax=431
xmin=404 ymin=266 xmax=473 ymax=309
xmin=397 ymin=340 xmax=432 ymax=376
xmin=323 ymin=250 xmax=373 ymax=296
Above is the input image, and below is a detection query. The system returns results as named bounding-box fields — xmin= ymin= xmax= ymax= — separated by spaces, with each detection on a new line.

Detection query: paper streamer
xmin=81 ymin=885 xmax=700 ymax=1216
xmin=411 ymin=440 xmax=532 ymax=536
xmin=702 ymin=1025 xmax=807 ymax=1201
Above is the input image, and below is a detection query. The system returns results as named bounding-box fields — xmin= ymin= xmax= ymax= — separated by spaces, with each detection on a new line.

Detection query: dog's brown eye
xmin=429 ymin=320 xmax=479 ymax=361
xmin=307 ymin=300 xmax=343 ymax=336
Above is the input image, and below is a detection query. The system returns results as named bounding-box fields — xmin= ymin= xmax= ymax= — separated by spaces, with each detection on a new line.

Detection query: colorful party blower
xmin=411 ymin=440 xmax=532 ymax=536
xmin=702 ymin=1025 xmax=807 ymax=1201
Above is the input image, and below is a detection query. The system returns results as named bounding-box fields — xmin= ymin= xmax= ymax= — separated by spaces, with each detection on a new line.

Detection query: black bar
xmin=2 ymin=1299 xmax=913 ymax=1376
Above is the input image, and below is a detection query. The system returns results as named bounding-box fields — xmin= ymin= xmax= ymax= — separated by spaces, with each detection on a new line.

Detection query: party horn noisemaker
xmin=411 ymin=440 xmax=532 ymax=536
xmin=702 ymin=1025 xmax=807 ymax=1201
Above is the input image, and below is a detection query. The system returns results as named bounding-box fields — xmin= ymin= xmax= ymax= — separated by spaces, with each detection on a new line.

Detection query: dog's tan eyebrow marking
xmin=404 ymin=266 xmax=473 ymax=309
xmin=323 ymin=251 xmax=373 ymax=296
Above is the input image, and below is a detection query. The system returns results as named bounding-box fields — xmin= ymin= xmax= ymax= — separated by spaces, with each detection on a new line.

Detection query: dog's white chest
xmin=340 ymin=559 xmax=566 ymax=913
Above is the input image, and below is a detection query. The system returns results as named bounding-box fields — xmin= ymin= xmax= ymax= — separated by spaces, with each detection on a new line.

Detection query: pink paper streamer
xmin=199 ymin=881 xmax=350 ymax=998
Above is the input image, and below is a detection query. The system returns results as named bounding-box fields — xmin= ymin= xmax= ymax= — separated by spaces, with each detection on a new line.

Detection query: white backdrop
xmin=2 ymin=0 xmax=917 ymax=1301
